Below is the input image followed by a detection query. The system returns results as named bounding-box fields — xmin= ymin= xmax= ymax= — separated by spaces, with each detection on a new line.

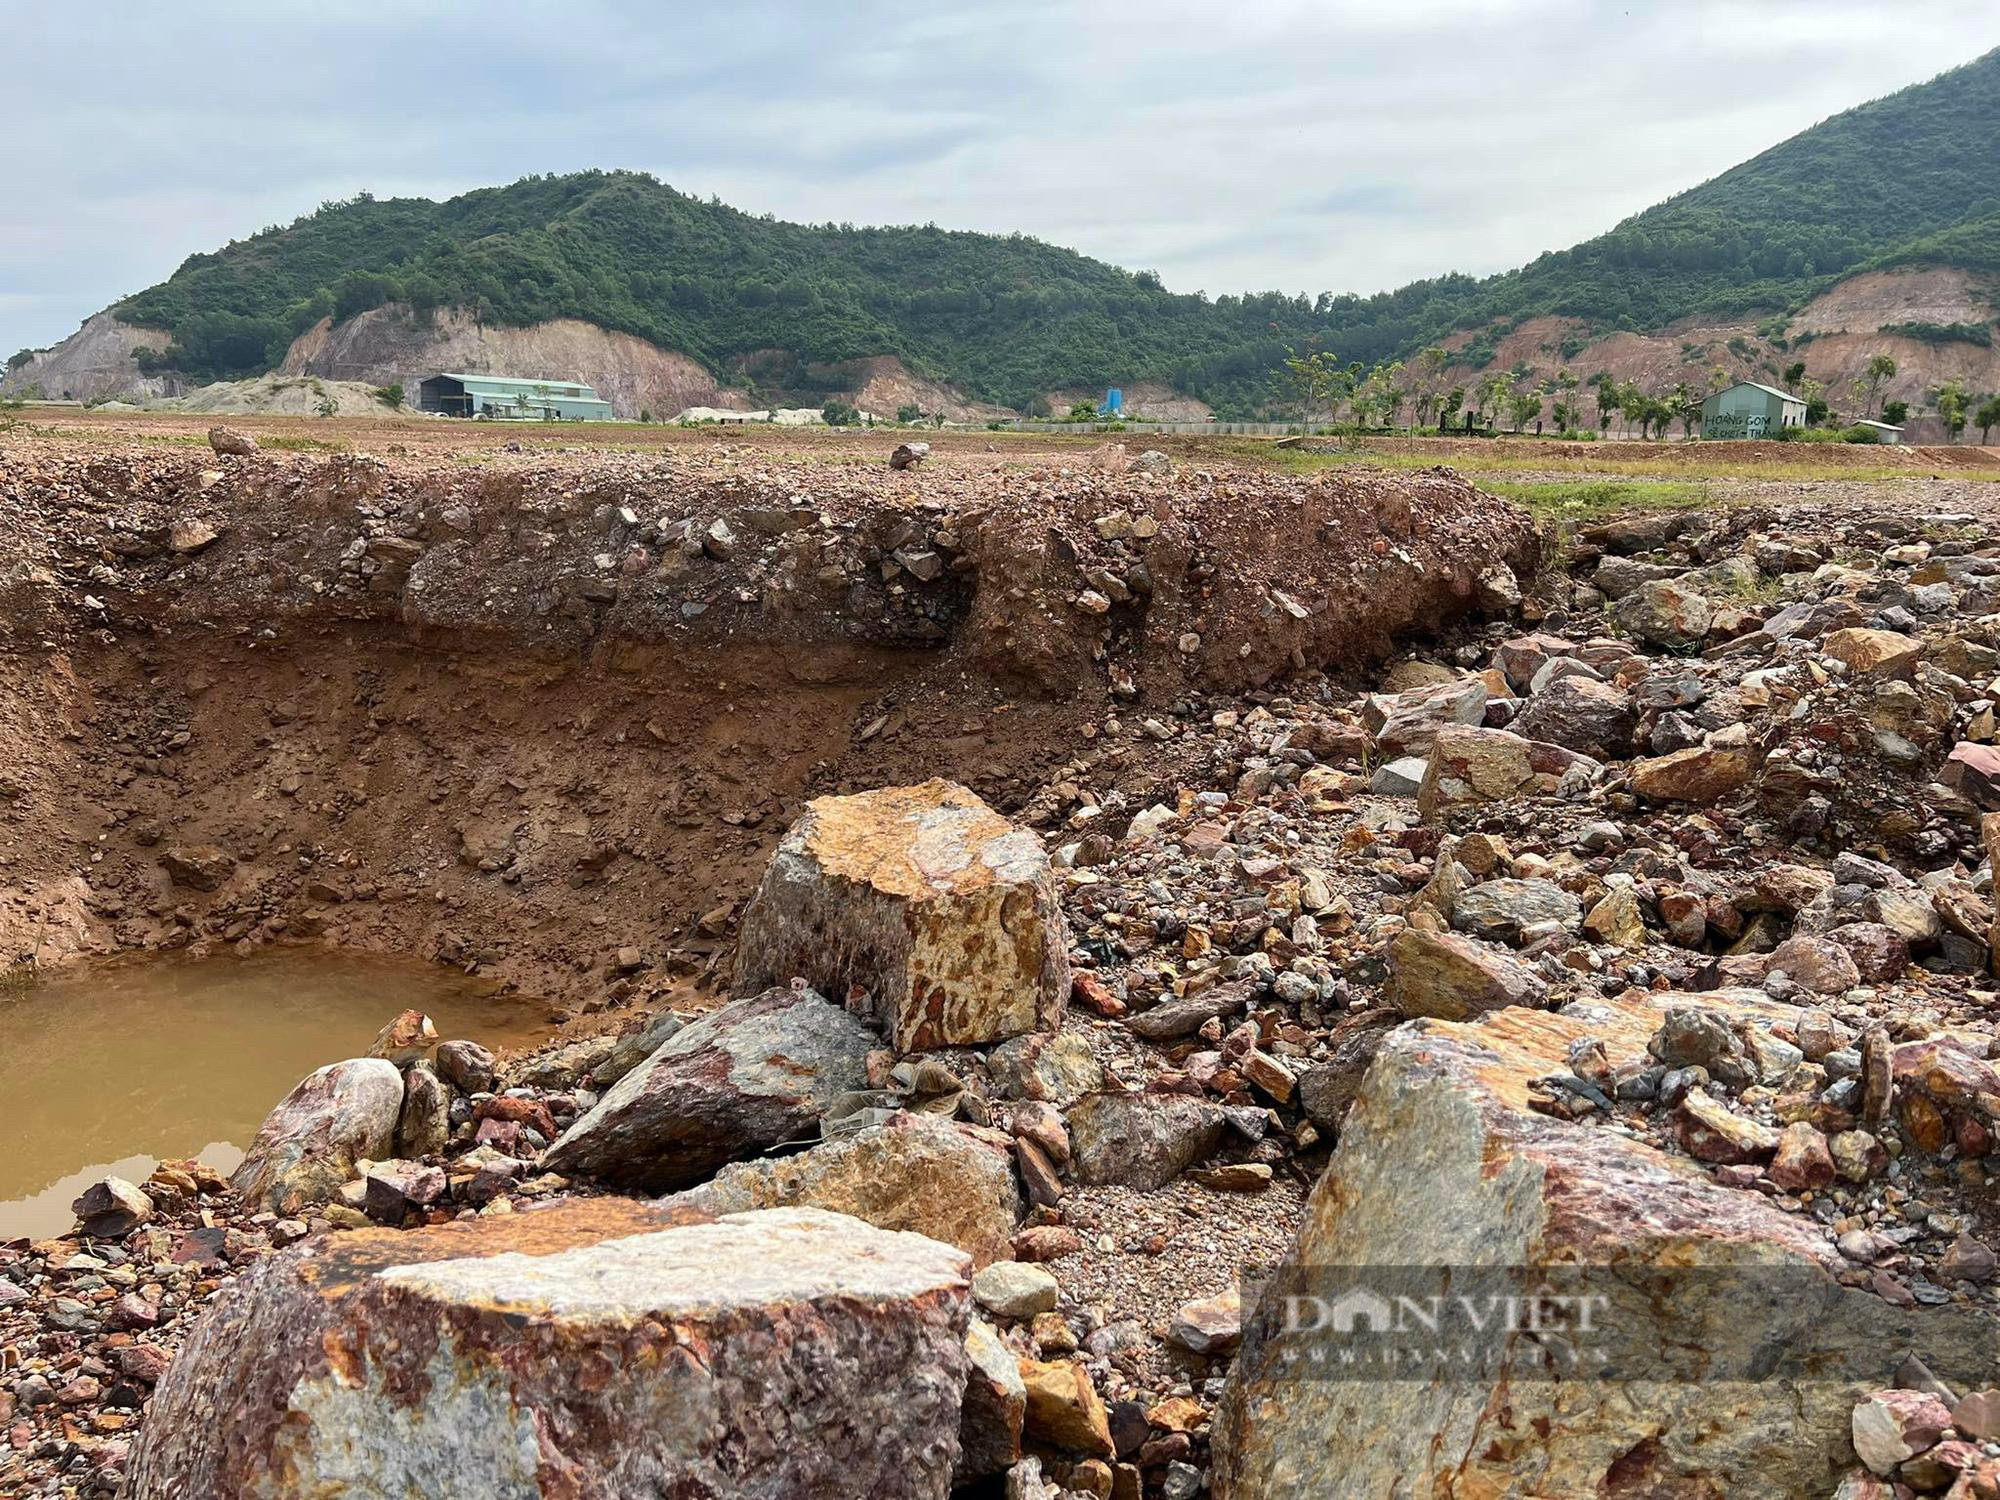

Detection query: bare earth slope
xmin=0 ymin=430 xmax=1531 ymax=1016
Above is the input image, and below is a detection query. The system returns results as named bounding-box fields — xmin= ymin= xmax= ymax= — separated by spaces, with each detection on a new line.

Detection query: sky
xmin=5 ymin=1 xmax=1998 ymax=358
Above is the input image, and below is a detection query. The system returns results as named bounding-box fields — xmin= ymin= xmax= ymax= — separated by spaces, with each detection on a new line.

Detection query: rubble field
xmin=6 ymin=423 xmax=2000 ymax=1498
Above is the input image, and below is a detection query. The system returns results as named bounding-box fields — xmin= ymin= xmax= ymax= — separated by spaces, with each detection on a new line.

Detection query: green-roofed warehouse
xmin=417 ymin=373 xmax=616 ymax=421
xmin=1699 ymin=381 xmax=1806 ymax=440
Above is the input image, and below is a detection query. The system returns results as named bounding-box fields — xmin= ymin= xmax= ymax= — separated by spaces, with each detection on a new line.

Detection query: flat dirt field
xmin=15 ymin=402 xmax=2000 ymax=474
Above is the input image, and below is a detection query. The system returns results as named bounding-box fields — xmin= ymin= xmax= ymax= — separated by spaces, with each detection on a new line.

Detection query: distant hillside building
xmin=417 ymin=373 xmax=615 ymax=421
xmin=1850 ymin=418 xmax=1905 ymax=444
xmin=1700 ymin=381 xmax=1806 ymax=439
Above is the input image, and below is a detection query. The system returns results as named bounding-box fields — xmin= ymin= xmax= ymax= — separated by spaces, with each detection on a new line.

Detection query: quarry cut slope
xmin=0 ymin=436 xmax=1532 ymax=1013
xmin=281 ymin=306 xmax=745 ymax=420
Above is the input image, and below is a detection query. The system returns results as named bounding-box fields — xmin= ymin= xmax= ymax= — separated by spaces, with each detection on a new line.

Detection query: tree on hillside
xmin=1671 ymin=381 xmax=1702 ymax=438
xmin=1860 ymin=354 xmax=1897 ymax=417
xmin=1935 ymin=379 xmax=1970 ymax=441
xmin=1588 ymin=373 xmax=1620 ymax=434
xmin=1619 ymin=384 xmax=1650 ymax=438
xmin=1409 ymin=346 xmax=1448 ymax=427
xmin=1547 ymin=370 xmax=1582 ymax=432
xmin=1977 ymin=394 xmax=2000 ymax=445
xmin=1507 ymin=389 xmax=1543 ymax=433
xmin=1439 ymin=386 xmax=1465 ymax=429
xmin=1783 ymin=361 xmax=1808 ymax=394
xmin=1376 ymin=360 xmax=1408 ymax=429
xmin=1800 ymin=377 xmax=1830 ymax=426
xmin=1276 ymin=348 xmax=1343 ymax=425
xmin=1882 ymin=399 xmax=1910 ymax=426
xmin=1475 ymin=370 xmax=1514 ymax=428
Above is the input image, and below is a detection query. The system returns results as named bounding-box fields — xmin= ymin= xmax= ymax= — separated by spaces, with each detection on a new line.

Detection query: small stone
xmin=1951 ymin=1389 xmax=2000 ymax=1442
xmin=1187 ymin=1163 xmax=1272 ymax=1192
xmin=1629 ymin=747 xmax=1754 ymax=804
xmin=973 ymin=1261 xmax=1060 ymax=1319
xmin=1674 ymin=1089 xmax=1780 ymax=1164
xmin=1385 ymin=926 xmax=1545 ymax=1020
xmin=1940 ymin=1234 xmax=1997 ymax=1284
xmin=1169 ymin=1288 xmax=1242 ymax=1354
xmin=1822 ymin=627 xmax=1922 ymax=677
xmin=435 ymin=1039 xmax=497 ymax=1094
xmin=1767 ymin=1122 xmax=1834 ymax=1192
xmin=207 ymin=425 xmax=258 ymax=457
xmin=1851 ymin=1388 xmax=1951 ymax=1476
xmin=367 ymin=1009 xmax=438 ymax=1064
xmin=71 ymin=1176 xmax=154 ymax=1237
xmin=1019 ymin=1358 xmax=1114 ymax=1458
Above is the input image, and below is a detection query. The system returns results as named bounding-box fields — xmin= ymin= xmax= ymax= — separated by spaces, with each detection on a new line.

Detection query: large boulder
xmin=1210 ymin=999 xmax=1998 ymax=1499
xmin=664 ymin=1113 xmax=1022 ymax=1267
xmin=736 ymin=781 xmax=1070 ymax=1053
xmin=230 ymin=1057 xmax=405 ymax=1215
xmin=1365 ymin=678 xmax=1489 ymax=760
xmin=127 ymin=1203 xmax=972 ymax=1499
xmin=541 ymin=985 xmax=873 ymax=1193
xmin=1068 ymin=1091 xmax=1228 ymax=1190
xmin=1509 ymin=676 xmax=1637 ymax=760
xmin=1383 ymin=926 xmax=1545 ymax=1019
xmin=1629 ymin=744 xmax=1755 ymax=804
xmin=1416 ymin=725 xmax=1596 ymax=817
xmin=1613 ymin=578 xmax=1713 ymax=649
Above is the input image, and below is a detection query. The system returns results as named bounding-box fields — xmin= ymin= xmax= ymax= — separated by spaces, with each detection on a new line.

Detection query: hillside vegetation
xmin=86 ymin=48 xmax=2000 ymax=414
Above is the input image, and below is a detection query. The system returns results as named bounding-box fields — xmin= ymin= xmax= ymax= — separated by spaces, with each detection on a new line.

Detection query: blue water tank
xmin=1100 ymin=387 xmax=1124 ymax=415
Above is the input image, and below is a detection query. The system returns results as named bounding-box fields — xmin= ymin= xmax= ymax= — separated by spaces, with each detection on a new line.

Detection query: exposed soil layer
xmin=0 ymin=429 xmax=1532 ymax=1015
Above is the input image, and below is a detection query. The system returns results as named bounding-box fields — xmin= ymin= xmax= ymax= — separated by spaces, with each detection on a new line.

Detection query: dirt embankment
xmin=0 ymin=437 xmax=1532 ymax=1015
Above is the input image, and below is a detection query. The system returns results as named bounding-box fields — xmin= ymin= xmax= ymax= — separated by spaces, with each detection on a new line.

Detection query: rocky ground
xmin=7 ymin=425 xmax=2000 ymax=1496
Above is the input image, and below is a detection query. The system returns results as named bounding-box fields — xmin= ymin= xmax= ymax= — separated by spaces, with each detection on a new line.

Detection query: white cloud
xmin=2 ymin=1 xmax=1995 ymax=354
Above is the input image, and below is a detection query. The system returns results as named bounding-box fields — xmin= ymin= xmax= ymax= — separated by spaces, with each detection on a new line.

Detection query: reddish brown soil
xmin=0 ymin=425 xmax=1532 ymax=1020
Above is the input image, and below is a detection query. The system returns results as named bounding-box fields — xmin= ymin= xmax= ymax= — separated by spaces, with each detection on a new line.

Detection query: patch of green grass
xmin=1229 ymin=435 xmax=2000 ymax=485
xmin=1476 ymin=478 xmax=1712 ymax=524
xmin=256 ymin=434 xmax=346 ymax=452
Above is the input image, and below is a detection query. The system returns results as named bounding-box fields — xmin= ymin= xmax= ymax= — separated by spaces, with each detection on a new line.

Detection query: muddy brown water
xmin=0 ymin=949 xmax=555 ymax=1240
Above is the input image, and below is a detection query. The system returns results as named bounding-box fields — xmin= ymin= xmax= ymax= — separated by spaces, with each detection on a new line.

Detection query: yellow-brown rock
xmin=1629 ymin=745 xmax=1755 ymax=803
xmin=1020 ymin=1356 xmax=1115 ymax=1457
xmin=736 ymin=780 xmax=1069 ymax=1052
xmin=1823 ymin=627 xmax=1922 ymax=677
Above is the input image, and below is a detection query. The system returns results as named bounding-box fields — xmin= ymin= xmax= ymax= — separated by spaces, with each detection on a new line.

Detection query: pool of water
xmin=0 ymin=949 xmax=556 ymax=1240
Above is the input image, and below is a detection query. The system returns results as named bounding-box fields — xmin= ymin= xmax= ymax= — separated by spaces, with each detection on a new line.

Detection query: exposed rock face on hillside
xmin=1042 ymin=381 xmax=1215 ymax=422
xmin=810 ymin=354 xmax=1016 ymax=423
xmin=1443 ymin=268 xmax=1998 ymax=443
xmin=281 ymin=306 xmax=747 ymax=419
xmin=0 ymin=313 xmax=174 ymax=403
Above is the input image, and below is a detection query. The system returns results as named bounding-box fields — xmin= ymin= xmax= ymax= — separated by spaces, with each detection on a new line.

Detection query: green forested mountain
xmin=97 ymin=47 xmax=2000 ymax=413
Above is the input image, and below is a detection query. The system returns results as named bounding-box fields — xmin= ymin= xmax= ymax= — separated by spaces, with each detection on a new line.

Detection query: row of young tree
xmin=1275 ymin=346 xmax=2000 ymax=442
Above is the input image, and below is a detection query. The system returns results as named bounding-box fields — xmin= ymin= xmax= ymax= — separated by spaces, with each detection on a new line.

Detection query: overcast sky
xmin=5 ymin=1 xmax=1998 ymax=357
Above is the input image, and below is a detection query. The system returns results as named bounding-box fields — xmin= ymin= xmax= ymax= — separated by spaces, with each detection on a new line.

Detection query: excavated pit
xmin=0 ymin=436 xmax=1534 ymax=1022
